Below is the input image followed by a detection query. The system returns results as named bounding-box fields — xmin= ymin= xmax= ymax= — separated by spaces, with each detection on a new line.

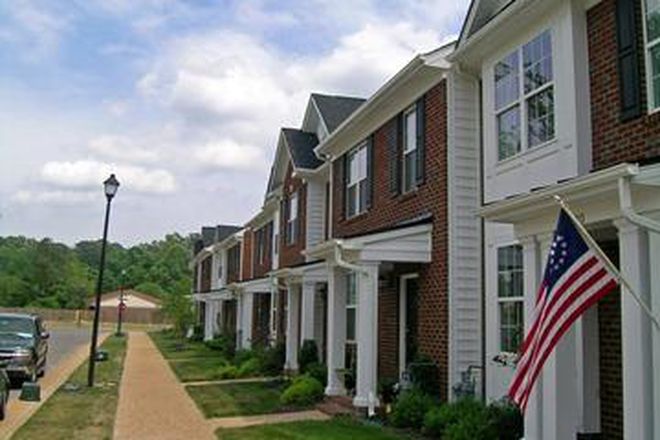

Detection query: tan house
xmin=90 ymin=290 xmax=164 ymax=324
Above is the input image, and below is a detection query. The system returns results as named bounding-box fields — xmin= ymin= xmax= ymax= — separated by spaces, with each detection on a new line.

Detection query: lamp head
xmin=103 ymin=174 xmax=120 ymax=200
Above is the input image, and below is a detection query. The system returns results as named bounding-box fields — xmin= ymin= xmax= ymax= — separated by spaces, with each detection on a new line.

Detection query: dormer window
xmin=495 ymin=30 xmax=555 ymax=161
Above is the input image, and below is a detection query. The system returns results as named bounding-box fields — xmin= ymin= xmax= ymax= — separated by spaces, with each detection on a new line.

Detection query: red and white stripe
xmin=508 ymin=250 xmax=618 ymax=411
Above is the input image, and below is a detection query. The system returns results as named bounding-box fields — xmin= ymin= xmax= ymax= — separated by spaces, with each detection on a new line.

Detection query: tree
xmin=162 ymin=292 xmax=194 ymax=337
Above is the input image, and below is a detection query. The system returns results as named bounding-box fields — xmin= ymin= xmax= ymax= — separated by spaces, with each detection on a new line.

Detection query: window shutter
xmin=283 ymin=197 xmax=289 ymax=243
xmin=366 ymin=135 xmax=374 ymax=209
xmin=615 ymin=0 xmax=642 ymax=120
xmin=415 ymin=96 xmax=426 ymax=184
xmin=296 ymin=189 xmax=302 ymax=243
xmin=389 ymin=115 xmax=402 ymax=195
xmin=340 ymin=155 xmax=348 ymax=220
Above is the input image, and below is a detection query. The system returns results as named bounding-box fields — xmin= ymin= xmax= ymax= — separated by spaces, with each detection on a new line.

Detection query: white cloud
xmin=40 ymin=160 xmax=176 ymax=194
xmin=88 ymin=135 xmax=160 ymax=163
xmin=11 ymin=190 xmax=96 ymax=206
xmin=193 ymin=141 xmax=266 ymax=170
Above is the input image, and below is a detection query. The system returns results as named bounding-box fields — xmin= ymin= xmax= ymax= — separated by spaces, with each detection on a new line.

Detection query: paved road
xmin=9 ymin=326 xmax=91 ymax=399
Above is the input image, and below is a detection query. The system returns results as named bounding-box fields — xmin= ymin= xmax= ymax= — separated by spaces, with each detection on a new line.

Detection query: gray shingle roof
xmin=311 ymin=93 xmax=366 ymax=133
xmin=459 ymin=0 xmax=515 ymax=44
xmin=281 ymin=128 xmax=322 ymax=170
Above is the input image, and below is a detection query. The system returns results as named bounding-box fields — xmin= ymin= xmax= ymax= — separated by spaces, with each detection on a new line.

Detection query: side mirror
xmin=40 ymin=332 xmax=50 ymax=340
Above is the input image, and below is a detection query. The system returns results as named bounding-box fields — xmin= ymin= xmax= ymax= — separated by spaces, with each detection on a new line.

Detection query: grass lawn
xmin=216 ymin=417 xmax=413 ymax=440
xmin=187 ymin=380 xmax=305 ymax=418
xmin=149 ymin=330 xmax=221 ymax=360
xmin=169 ymin=357 xmax=231 ymax=382
xmin=13 ymin=335 xmax=127 ymax=440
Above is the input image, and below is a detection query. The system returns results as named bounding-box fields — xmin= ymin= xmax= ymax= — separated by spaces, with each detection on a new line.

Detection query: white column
xmin=616 ymin=219 xmax=653 ymax=440
xmin=650 ymin=230 xmax=660 ymax=440
xmin=576 ymin=306 xmax=600 ymax=433
xmin=203 ymin=301 xmax=213 ymax=341
xmin=353 ymin=262 xmax=379 ymax=408
xmin=241 ymin=292 xmax=254 ymax=349
xmin=325 ymin=265 xmax=346 ymax=396
xmin=235 ymin=295 xmax=243 ymax=349
xmin=300 ymin=280 xmax=316 ymax=346
xmin=285 ymin=283 xmax=301 ymax=371
xmin=520 ymin=235 xmax=543 ymax=439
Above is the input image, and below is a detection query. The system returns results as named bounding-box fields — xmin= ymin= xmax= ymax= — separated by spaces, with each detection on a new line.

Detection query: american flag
xmin=508 ymin=209 xmax=619 ymax=411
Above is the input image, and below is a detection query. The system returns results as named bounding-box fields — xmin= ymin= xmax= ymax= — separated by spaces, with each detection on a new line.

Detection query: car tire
xmin=0 ymin=394 xmax=6 ymax=421
xmin=38 ymin=359 xmax=46 ymax=378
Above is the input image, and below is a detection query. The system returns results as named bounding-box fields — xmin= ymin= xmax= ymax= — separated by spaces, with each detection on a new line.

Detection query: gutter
xmin=333 ymin=240 xmax=369 ymax=275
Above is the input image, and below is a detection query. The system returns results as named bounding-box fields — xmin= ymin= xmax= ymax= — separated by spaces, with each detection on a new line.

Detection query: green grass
xmin=13 ymin=335 xmax=127 ymax=440
xmin=149 ymin=330 xmax=220 ymax=360
xmin=169 ymin=357 xmax=231 ymax=382
xmin=186 ymin=380 xmax=306 ymax=418
xmin=216 ymin=417 xmax=412 ymax=440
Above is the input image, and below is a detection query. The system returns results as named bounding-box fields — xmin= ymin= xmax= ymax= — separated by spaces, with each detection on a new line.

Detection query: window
xmin=255 ymin=228 xmax=264 ymax=265
xmin=494 ymin=30 xmax=554 ymax=161
xmin=645 ymin=0 xmax=660 ymax=108
xmin=403 ymin=106 xmax=418 ymax=192
xmin=286 ymin=192 xmax=298 ymax=245
xmin=497 ymin=245 xmax=524 ymax=353
xmin=346 ymin=143 xmax=368 ymax=218
xmin=346 ymin=273 xmax=358 ymax=343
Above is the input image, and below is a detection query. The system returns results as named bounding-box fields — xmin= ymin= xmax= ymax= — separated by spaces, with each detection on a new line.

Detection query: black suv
xmin=0 ymin=313 xmax=49 ymax=383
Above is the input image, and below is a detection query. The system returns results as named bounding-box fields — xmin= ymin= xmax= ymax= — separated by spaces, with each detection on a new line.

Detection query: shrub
xmin=233 ymin=349 xmax=256 ymax=366
xmin=237 ymin=357 xmax=261 ymax=377
xmin=390 ymin=389 xmax=435 ymax=429
xmin=423 ymin=398 xmax=495 ymax=440
xmin=408 ymin=355 xmax=440 ymax=397
xmin=280 ymin=375 xmax=324 ymax=407
xmin=378 ymin=378 xmax=399 ymax=405
xmin=204 ymin=335 xmax=236 ymax=358
xmin=260 ymin=342 xmax=286 ymax=375
xmin=298 ymin=340 xmax=319 ymax=373
xmin=304 ymin=362 xmax=327 ymax=387
xmin=487 ymin=400 xmax=523 ymax=440
xmin=216 ymin=365 xmax=239 ymax=380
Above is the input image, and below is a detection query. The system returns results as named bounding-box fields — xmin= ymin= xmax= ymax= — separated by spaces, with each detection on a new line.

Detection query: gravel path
xmin=113 ymin=332 xmax=215 ymax=440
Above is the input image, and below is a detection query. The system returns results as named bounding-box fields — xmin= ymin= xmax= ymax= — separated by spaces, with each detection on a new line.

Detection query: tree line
xmin=0 ymin=233 xmax=194 ymax=309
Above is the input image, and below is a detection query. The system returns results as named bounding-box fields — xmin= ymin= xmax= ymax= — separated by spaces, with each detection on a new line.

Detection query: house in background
xmin=451 ymin=0 xmax=660 ymax=438
xmin=90 ymin=289 xmax=163 ymax=324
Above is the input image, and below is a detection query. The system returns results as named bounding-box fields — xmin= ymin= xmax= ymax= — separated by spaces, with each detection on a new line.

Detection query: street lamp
xmin=87 ymin=174 xmax=120 ymax=387
xmin=116 ymin=269 xmax=127 ymax=337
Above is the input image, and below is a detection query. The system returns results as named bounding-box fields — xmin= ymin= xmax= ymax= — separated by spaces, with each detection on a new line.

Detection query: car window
xmin=0 ymin=316 xmax=36 ymax=335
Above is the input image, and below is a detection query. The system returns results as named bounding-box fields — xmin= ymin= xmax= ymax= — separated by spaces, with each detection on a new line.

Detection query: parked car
xmin=0 ymin=313 xmax=49 ymax=383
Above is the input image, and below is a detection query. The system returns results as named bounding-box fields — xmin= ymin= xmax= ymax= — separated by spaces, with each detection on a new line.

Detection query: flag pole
xmin=553 ymin=195 xmax=660 ymax=331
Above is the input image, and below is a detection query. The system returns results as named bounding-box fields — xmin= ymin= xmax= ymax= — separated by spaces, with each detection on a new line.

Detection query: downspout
xmin=619 ymin=176 xmax=660 ymax=233
xmin=333 ymin=240 xmax=369 ymax=275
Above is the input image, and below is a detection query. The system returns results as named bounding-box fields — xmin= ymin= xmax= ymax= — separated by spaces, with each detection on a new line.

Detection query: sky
xmin=0 ymin=0 xmax=469 ymax=246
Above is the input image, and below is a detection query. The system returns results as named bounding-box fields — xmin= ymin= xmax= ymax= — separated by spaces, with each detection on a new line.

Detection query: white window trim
xmin=346 ymin=272 xmax=358 ymax=344
xmin=496 ymin=244 xmax=524 ymax=354
xmin=346 ymin=142 xmax=368 ymax=218
xmin=494 ymin=29 xmax=556 ymax=162
xmin=642 ymin=0 xmax=660 ymax=113
xmin=286 ymin=192 xmax=298 ymax=245
xmin=398 ymin=273 xmax=419 ymax=376
xmin=402 ymin=105 xmax=418 ymax=193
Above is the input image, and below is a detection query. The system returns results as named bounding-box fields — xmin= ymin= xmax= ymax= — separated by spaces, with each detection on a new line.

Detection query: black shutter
xmin=415 ymin=96 xmax=426 ymax=185
xmin=366 ymin=135 xmax=374 ymax=209
xmin=296 ymin=189 xmax=302 ymax=243
xmin=389 ymin=115 xmax=402 ymax=195
xmin=283 ymin=197 xmax=289 ymax=244
xmin=616 ymin=0 xmax=642 ymax=120
xmin=340 ymin=156 xmax=348 ymax=220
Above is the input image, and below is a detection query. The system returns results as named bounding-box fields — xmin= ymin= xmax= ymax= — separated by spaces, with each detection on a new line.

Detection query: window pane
xmin=405 ymin=110 xmax=417 ymax=152
xmin=346 ymin=274 xmax=357 ymax=305
xmin=358 ymin=146 xmax=367 ymax=180
xmin=347 ymin=185 xmax=357 ymax=217
xmin=523 ymin=31 xmax=553 ymax=93
xmin=349 ymin=151 xmax=358 ymax=184
xmin=650 ymin=44 xmax=660 ymax=109
xmin=647 ymin=0 xmax=660 ymax=42
xmin=527 ymin=87 xmax=555 ymax=147
xmin=404 ymin=150 xmax=416 ymax=192
xmin=358 ymin=179 xmax=368 ymax=213
xmin=497 ymin=106 xmax=521 ymax=160
xmin=497 ymin=245 xmax=523 ymax=298
xmin=495 ymin=51 xmax=519 ymax=109
xmin=346 ymin=309 xmax=356 ymax=341
xmin=500 ymin=301 xmax=523 ymax=353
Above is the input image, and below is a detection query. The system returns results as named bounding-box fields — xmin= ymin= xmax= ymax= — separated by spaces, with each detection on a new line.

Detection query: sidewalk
xmin=113 ymin=332 xmax=215 ymax=440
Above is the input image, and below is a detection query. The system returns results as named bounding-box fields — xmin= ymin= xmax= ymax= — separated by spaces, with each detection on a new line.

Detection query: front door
xmin=399 ymin=275 xmax=419 ymax=375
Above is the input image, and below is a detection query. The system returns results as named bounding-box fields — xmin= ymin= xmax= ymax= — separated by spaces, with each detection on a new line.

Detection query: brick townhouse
xmin=451 ymin=0 xmax=660 ymax=438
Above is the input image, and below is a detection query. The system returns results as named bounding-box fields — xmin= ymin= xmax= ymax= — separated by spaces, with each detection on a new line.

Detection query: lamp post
xmin=116 ymin=269 xmax=127 ymax=337
xmin=87 ymin=174 xmax=119 ymax=387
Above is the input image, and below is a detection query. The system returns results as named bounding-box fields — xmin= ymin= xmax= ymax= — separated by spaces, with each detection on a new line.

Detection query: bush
xmin=280 ymin=375 xmax=324 ymax=407
xmin=299 ymin=340 xmax=319 ymax=373
xmin=423 ymin=398 xmax=495 ymax=440
xmin=408 ymin=355 xmax=440 ymax=397
xmin=204 ymin=335 xmax=236 ymax=358
xmin=487 ymin=400 xmax=523 ymax=440
xmin=237 ymin=357 xmax=261 ymax=377
xmin=233 ymin=349 xmax=256 ymax=366
xmin=390 ymin=389 xmax=435 ymax=429
xmin=378 ymin=378 xmax=399 ymax=405
xmin=304 ymin=362 xmax=327 ymax=387
xmin=216 ymin=365 xmax=239 ymax=379
xmin=259 ymin=342 xmax=286 ymax=375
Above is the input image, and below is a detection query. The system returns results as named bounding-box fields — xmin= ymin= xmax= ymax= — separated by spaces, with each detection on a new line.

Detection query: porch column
xmin=521 ymin=235 xmax=542 ymax=440
xmin=203 ymin=301 xmax=214 ymax=341
xmin=651 ymin=230 xmax=660 ymax=440
xmin=285 ymin=283 xmax=301 ymax=371
xmin=241 ymin=293 xmax=254 ymax=349
xmin=616 ymin=219 xmax=653 ymax=439
xmin=325 ymin=265 xmax=346 ymax=396
xmin=215 ymin=300 xmax=224 ymax=336
xmin=300 ymin=280 xmax=316 ymax=346
xmin=354 ymin=262 xmax=379 ymax=408
xmin=235 ymin=295 xmax=243 ymax=349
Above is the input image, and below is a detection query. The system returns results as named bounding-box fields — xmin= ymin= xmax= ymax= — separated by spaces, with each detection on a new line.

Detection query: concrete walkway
xmin=113 ymin=332 xmax=215 ymax=440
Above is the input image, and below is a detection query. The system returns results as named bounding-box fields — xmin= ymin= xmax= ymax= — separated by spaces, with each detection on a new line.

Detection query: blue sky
xmin=0 ymin=0 xmax=469 ymax=245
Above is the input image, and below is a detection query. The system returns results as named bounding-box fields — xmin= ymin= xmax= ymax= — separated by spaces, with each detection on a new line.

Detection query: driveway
xmin=9 ymin=326 xmax=91 ymax=399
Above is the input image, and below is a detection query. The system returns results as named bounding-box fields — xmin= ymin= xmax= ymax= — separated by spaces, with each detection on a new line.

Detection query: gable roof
xmin=457 ymin=0 xmax=515 ymax=48
xmin=281 ymin=128 xmax=322 ymax=170
xmin=311 ymin=94 xmax=366 ymax=134
xmin=91 ymin=289 xmax=163 ymax=306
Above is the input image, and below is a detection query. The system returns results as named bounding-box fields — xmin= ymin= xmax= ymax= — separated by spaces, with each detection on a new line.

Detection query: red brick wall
xmin=598 ymin=290 xmax=623 ymax=440
xmin=279 ymin=163 xmax=307 ymax=268
xmin=378 ymin=280 xmax=399 ymax=381
xmin=588 ymin=0 xmax=660 ymax=169
xmin=200 ymin=256 xmax=212 ymax=293
xmin=332 ymin=81 xmax=449 ymax=399
xmin=241 ymin=229 xmax=254 ymax=281
xmin=252 ymin=222 xmax=273 ymax=279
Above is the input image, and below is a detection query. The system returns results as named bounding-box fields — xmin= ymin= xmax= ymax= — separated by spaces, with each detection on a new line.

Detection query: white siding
xmin=305 ymin=179 xmax=325 ymax=260
xmin=447 ymin=70 xmax=483 ymax=399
